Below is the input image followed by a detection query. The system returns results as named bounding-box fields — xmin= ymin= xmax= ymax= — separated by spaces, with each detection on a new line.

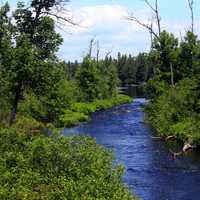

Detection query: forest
xmin=1 ymin=0 xmax=200 ymax=199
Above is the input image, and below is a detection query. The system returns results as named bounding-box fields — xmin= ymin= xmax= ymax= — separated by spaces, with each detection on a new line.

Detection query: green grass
xmin=59 ymin=94 xmax=132 ymax=127
xmin=59 ymin=110 xmax=89 ymax=127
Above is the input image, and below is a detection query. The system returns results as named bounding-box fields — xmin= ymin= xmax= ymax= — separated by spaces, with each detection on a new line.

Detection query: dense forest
xmin=67 ymin=52 xmax=154 ymax=86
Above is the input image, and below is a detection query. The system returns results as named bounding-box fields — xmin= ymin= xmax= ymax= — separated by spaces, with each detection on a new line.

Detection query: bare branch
xmin=126 ymin=15 xmax=159 ymax=39
xmin=105 ymin=51 xmax=112 ymax=58
xmin=143 ymin=0 xmax=156 ymax=12
xmin=41 ymin=11 xmax=79 ymax=26
xmin=126 ymin=0 xmax=161 ymax=48
xmin=143 ymin=0 xmax=161 ymax=35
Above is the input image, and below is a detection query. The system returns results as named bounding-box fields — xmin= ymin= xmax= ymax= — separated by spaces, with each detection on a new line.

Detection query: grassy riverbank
xmin=59 ymin=94 xmax=133 ymax=127
xmin=145 ymin=78 xmax=200 ymax=148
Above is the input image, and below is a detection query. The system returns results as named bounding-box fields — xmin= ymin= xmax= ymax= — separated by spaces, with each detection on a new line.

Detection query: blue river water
xmin=63 ymin=98 xmax=200 ymax=200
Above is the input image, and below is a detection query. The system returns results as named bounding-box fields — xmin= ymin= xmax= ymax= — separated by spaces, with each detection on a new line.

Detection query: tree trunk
xmin=170 ymin=62 xmax=174 ymax=87
xmin=9 ymin=83 xmax=22 ymax=126
xmin=155 ymin=0 xmax=161 ymax=36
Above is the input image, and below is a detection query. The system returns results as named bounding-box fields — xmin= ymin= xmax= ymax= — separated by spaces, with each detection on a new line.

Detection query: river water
xmin=63 ymin=98 xmax=200 ymax=200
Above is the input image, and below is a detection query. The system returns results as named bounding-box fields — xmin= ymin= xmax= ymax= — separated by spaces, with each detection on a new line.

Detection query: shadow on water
xmin=119 ymin=85 xmax=146 ymax=98
xmin=63 ymin=89 xmax=200 ymax=200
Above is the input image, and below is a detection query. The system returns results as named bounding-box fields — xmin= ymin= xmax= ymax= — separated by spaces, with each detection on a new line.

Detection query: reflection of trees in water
xmin=120 ymin=85 xmax=146 ymax=98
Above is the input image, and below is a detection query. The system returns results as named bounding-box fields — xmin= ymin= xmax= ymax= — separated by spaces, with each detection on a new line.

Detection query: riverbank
xmin=59 ymin=94 xmax=133 ymax=127
xmin=144 ymin=83 xmax=200 ymax=153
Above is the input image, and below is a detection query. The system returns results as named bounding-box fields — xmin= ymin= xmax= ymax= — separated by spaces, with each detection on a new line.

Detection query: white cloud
xmin=68 ymin=5 xmax=129 ymax=34
xmin=58 ymin=4 xmax=200 ymax=61
xmin=58 ymin=4 xmax=153 ymax=60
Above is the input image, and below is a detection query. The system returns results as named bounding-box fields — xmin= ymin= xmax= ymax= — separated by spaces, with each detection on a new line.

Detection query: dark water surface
xmin=63 ymin=99 xmax=200 ymax=200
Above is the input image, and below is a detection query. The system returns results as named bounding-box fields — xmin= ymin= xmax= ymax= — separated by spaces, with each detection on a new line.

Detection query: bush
xmin=145 ymin=75 xmax=169 ymax=100
xmin=0 ymin=129 xmax=137 ymax=200
xmin=59 ymin=95 xmax=132 ymax=127
xmin=59 ymin=110 xmax=89 ymax=127
xmin=13 ymin=115 xmax=45 ymax=135
xmin=147 ymin=78 xmax=200 ymax=144
xmin=71 ymin=102 xmax=97 ymax=114
xmin=170 ymin=117 xmax=200 ymax=144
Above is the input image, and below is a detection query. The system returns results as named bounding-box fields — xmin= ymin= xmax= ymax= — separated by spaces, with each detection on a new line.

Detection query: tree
xmin=152 ymin=31 xmax=179 ymax=86
xmin=76 ymin=57 xmax=101 ymax=102
xmin=178 ymin=31 xmax=200 ymax=77
xmin=0 ymin=1 xmax=75 ymax=125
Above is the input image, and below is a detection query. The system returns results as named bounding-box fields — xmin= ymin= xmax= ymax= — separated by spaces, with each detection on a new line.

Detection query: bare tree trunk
xmin=188 ymin=0 xmax=194 ymax=33
xmin=9 ymin=83 xmax=22 ymax=126
xmin=88 ymin=39 xmax=94 ymax=58
xmin=170 ymin=62 xmax=174 ymax=87
xmin=150 ymin=23 xmax=153 ymax=49
xmin=155 ymin=0 xmax=161 ymax=35
xmin=96 ymin=41 xmax=100 ymax=62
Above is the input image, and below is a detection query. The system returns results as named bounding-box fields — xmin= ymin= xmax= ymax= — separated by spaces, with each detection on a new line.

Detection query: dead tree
xmin=88 ymin=38 xmax=95 ymax=58
xmin=188 ymin=0 xmax=194 ymax=33
xmin=126 ymin=0 xmax=161 ymax=39
xmin=96 ymin=41 xmax=100 ymax=62
xmin=143 ymin=0 xmax=161 ymax=35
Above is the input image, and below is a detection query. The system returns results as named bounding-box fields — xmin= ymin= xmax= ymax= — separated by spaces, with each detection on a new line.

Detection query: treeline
xmin=66 ymin=52 xmax=154 ymax=86
xmin=0 ymin=1 xmax=136 ymax=199
xmin=145 ymin=30 xmax=200 ymax=149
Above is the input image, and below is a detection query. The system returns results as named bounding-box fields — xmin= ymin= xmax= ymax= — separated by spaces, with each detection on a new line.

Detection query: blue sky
xmin=4 ymin=0 xmax=200 ymax=61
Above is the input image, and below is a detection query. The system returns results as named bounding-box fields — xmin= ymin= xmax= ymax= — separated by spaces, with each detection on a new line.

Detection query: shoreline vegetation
xmin=59 ymin=94 xmax=133 ymax=127
xmin=0 ymin=1 xmax=138 ymax=199
xmin=143 ymin=34 xmax=200 ymax=155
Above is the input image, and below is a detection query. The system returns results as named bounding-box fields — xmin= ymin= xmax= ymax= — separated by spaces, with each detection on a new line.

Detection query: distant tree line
xmin=65 ymin=52 xmax=154 ymax=86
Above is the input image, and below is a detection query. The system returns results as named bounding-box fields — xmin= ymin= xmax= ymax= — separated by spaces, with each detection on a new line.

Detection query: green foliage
xmin=76 ymin=57 xmax=119 ymax=102
xmin=13 ymin=115 xmax=45 ymax=135
xmin=71 ymin=102 xmax=97 ymax=115
xmin=178 ymin=31 xmax=200 ymax=77
xmin=94 ymin=94 xmax=132 ymax=110
xmin=0 ymin=130 xmax=136 ymax=200
xmin=103 ymin=52 xmax=153 ymax=86
xmin=18 ymin=90 xmax=47 ymax=120
xmin=0 ymin=2 xmax=137 ymax=199
xmin=59 ymin=110 xmax=89 ymax=127
xmin=76 ymin=57 xmax=102 ymax=101
xmin=145 ymin=75 xmax=169 ymax=100
xmin=59 ymin=95 xmax=132 ymax=127
xmin=147 ymin=77 xmax=200 ymax=144
xmin=169 ymin=117 xmax=200 ymax=143
xmin=40 ymin=78 xmax=80 ymax=122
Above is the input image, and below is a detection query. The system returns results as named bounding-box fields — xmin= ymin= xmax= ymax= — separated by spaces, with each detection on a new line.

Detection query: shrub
xmin=58 ymin=94 xmax=132 ymax=128
xmin=147 ymin=78 xmax=200 ymax=143
xmin=71 ymin=102 xmax=97 ymax=114
xmin=59 ymin=110 xmax=89 ymax=127
xmin=13 ymin=115 xmax=45 ymax=135
xmin=0 ymin=129 xmax=137 ymax=200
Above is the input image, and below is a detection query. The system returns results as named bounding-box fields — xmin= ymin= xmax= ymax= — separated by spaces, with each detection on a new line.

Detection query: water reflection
xmin=119 ymin=85 xmax=146 ymax=98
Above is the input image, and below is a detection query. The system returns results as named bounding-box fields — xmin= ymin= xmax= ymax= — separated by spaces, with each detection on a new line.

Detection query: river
xmin=63 ymin=98 xmax=200 ymax=200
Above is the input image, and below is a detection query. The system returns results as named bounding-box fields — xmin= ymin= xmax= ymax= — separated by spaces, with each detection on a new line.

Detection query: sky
xmin=4 ymin=0 xmax=200 ymax=61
